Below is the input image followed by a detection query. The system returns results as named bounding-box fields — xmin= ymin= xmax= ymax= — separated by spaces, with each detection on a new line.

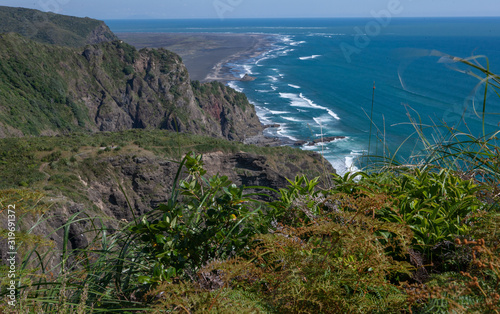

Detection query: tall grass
xmin=350 ymin=53 xmax=500 ymax=312
xmin=0 ymin=189 xmax=154 ymax=312
xmin=363 ymin=53 xmax=500 ymax=179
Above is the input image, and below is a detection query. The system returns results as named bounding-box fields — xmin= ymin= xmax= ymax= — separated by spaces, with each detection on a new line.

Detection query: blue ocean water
xmin=107 ymin=18 xmax=500 ymax=174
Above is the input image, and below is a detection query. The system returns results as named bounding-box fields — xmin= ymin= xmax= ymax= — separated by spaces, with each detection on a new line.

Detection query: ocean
xmin=107 ymin=18 xmax=500 ymax=174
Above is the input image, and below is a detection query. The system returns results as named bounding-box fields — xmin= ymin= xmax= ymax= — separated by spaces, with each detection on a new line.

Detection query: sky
xmin=1 ymin=0 xmax=499 ymax=19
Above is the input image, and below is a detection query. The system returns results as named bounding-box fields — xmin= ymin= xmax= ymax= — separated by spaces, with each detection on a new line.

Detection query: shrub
xmin=129 ymin=153 xmax=268 ymax=283
xmin=330 ymin=168 xmax=483 ymax=259
xmin=123 ymin=65 xmax=134 ymax=75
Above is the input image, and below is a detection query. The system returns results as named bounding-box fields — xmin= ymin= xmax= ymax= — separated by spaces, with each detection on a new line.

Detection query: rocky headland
xmin=0 ymin=6 xmax=335 ymax=271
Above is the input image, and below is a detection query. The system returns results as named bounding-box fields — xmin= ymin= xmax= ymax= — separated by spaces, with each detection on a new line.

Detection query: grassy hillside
xmin=1 ymin=142 xmax=498 ymax=312
xmin=0 ymin=5 xmax=117 ymax=47
xmin=0 ymin=33 xmax=92 ymax=136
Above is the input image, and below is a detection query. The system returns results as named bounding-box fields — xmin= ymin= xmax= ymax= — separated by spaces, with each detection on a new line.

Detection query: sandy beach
xmin=116 ymin=32 xmax=275 ymax=82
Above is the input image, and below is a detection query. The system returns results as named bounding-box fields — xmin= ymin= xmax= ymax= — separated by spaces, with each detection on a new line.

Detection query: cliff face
xmin=50 ymin=149 xmax=331 ymax=254
xmin=85 ymin=150 xmax=329 ymax=219
xmin=192 ymin=81 xmax=262 ymax=141
xmin=0 ymin=35 xmax=263 ymax=140
xmin=0 ymin=131 xmax=334 ymax=269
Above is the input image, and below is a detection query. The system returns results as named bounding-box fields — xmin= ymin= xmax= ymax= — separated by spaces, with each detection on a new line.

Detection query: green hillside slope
xmin=0 ymin=5 xmax=117 ymax=47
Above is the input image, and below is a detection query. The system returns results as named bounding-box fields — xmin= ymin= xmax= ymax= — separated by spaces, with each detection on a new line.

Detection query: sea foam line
xmin=277 ymin=125 xmax=298 ymax=141
xmin=242 ymin=64 xmax=254 ymax=74
xmin=279 ymin=93 xmax=341 ymax=121
xmin=282 ymin=116 xmax=303 ymax=122
xmin=299 ymin=55 xmax=321 ymax=60
xmin=279 ymin=93 xmax=340 ymax=120
xmin=300 ymin=93 xmax=340 ymax=120
xmin=227 ymin=82 xmax=243 ymax=93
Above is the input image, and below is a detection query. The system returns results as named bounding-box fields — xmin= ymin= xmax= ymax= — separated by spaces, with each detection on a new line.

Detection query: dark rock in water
xmin=307 ymin=136 xmax=346 ymax=146
xmin=264 ymin=123 xmax=281 ymax=129
xmin=294 ymin=140 xmax=308 ymax=146
xmin=240 ymin=73 xmax=256 ymax=81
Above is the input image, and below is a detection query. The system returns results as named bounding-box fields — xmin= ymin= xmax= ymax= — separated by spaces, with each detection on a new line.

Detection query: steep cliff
xmin=0 ymin=34 xmax=263 ymax=139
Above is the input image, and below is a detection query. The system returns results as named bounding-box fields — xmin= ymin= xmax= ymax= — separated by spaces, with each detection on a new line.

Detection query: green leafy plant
xmin=129 ymin=152 xmax=266 ymax=283
xmin=330 ymin=168 xmax=483 ymax=257
xmin=268 ymin=175 xmax=326 ymax=226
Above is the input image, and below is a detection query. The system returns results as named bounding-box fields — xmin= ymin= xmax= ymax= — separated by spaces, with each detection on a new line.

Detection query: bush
xmin=123 ymin=65 xmax=134 ymax=75
xmin=129 ymin=153 xmax=268 ymax=283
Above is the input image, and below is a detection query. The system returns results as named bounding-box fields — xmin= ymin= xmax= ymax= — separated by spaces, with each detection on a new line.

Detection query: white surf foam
xmin=280 ymin=93 xmax=340 ymax=120
xmin=288 ymin=84 xmax=301 ymax=89
xmin=227 ymin=82 xmax=243 ymax=92
xmin=307 ymin=33 xmax=346 ymax=37
xmin=277 ymin=124 xmax=298 ymax=141
xmin=242 ymin=64 xmax=254 ymax=75
xmin=313 ymin=116 xmax=332 ymax=126
xmin=282 ymin=116 xmax=303 ymax=122
xmin=281 ymin=49 xmax=295 ymax=55
xmin=345 ymin=151 xmax=362 ymax=173
xmin=255 ymin=55 xmax=271 ymax=65
xmin=253 ymin=105 xmax=273 ymax=125
xmin=299 ymin=94 xmax=340 ymax=120
xmin=299 ymin=55 xmax=321 ymax=60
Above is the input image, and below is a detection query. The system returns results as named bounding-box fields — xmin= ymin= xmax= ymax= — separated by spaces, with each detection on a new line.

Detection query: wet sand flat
xmin=116 ymin=32 xmax=274 ymax=82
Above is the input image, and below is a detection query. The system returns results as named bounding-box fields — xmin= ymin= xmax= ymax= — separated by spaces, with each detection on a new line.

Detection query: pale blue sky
xmin=1 ymin=0 xmax=499 ymax=19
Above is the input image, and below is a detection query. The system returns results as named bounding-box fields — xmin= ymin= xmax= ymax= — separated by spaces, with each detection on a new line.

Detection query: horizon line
xmin=103 ymin=16 xmax=500 ymax=21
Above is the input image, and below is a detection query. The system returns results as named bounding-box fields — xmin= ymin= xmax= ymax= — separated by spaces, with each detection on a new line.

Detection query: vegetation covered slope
xmin=1 ymin=149 xmax=498 ymax=313
xmin=0 ymin=5 xmax=117 ymax=47
xmin=0 ymin=33 xmax=263 ymax=139
xmin=0 ymin=130 xmax=333 ymax=270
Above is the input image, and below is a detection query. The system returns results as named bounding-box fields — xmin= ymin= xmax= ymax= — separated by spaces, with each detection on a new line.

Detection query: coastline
xmin=116 ymin=32 xmax=347 ymax=152
xmin=117 ymin=31 xmax=286 ymax=147
xmin=116 ymin=32 xmax=276 ymax=82
xmin=117 ymin=32 xmax=340 ymax=149
xmin=203 ymin=34 xmax=276 ymax=82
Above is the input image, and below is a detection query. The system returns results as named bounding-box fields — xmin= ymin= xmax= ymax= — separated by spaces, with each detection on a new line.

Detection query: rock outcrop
xmin=240 ymin=73 xmax=256 ymax=81
xmin=8 ymin=147 xmax=333 ymax=271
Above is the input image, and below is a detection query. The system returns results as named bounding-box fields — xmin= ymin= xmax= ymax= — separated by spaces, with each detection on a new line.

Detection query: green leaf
xmin=137 ymin=276 xmax=152 ymax=284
